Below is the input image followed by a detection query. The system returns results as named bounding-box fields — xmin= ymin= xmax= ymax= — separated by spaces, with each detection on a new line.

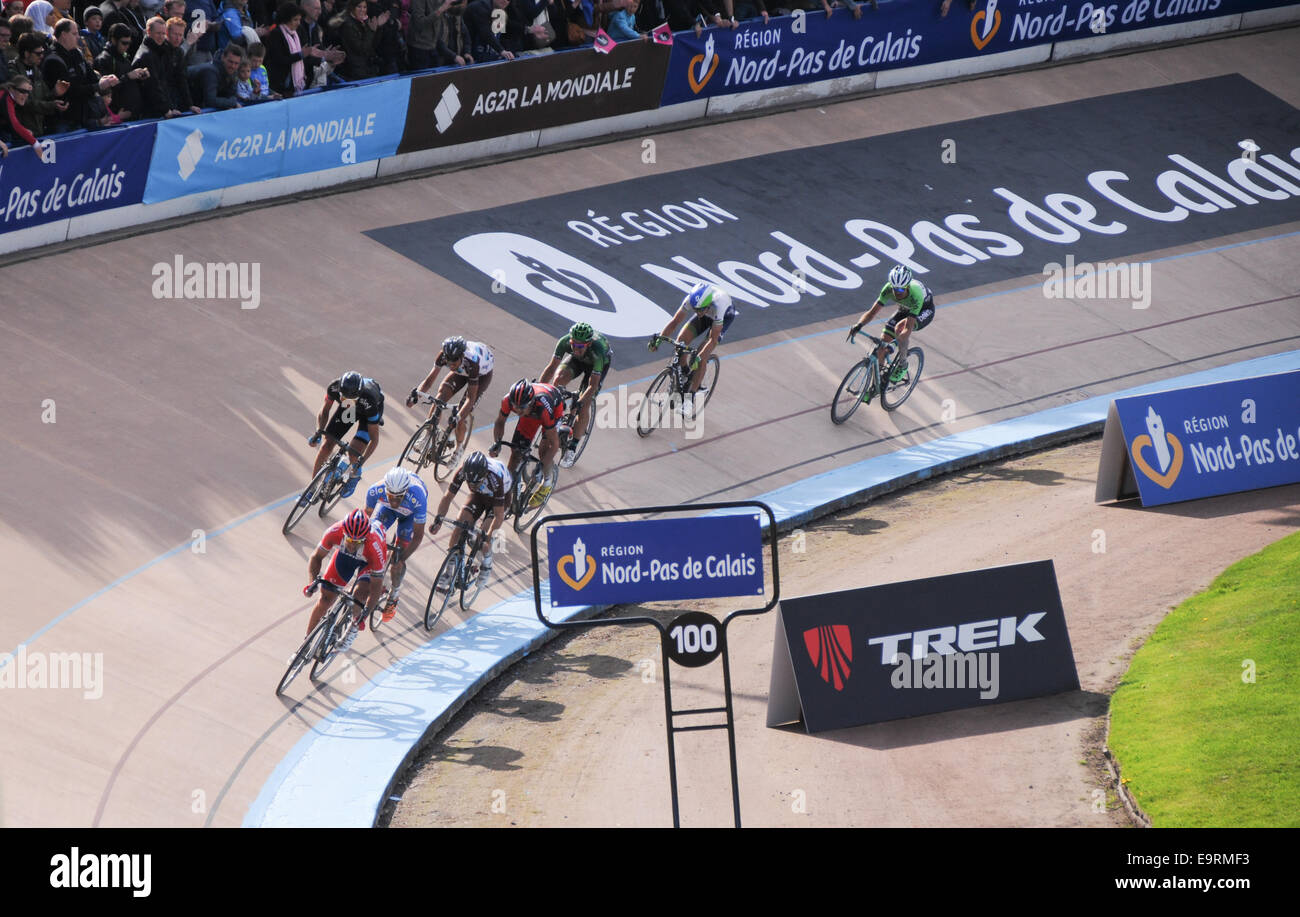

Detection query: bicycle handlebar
xmin=315 ymin=431 xmax=364 ymax=458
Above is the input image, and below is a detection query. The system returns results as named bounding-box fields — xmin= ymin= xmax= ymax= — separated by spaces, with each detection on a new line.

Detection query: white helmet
xmin=888 ymin=265 xmax=913 ymax=289
xmin=384 ymin=466 xmax=412 ymax=496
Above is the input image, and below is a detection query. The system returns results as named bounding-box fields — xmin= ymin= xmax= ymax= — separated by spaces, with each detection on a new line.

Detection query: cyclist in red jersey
xmin=489 ymin=378 xmax=568 ymax=507
xmin=302 ymin=508 xmax=387 ymax=650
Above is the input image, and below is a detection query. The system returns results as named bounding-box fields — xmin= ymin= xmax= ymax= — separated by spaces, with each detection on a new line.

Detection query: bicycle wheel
xmin=431 ymin=420 xmax=464 ymax=483
xmin=692 ymin=356 xmax=721 ymax=418
xmin=425 ymin=548 xmax=461 ymax=631
xmin=399 ymin=422 xmax=437 ymax=471
xmin=459 ymin=533 xmax=487 ymax=612
xmin=514 ymin=462 xmax=558 ymax=532
xmin=636 ymin=369 xmax=674 ymax=437
xmin=310 ymin=597 xmax=353 ymax=681
xmin=830 ymin=358 xmax=873 ymax=424
xmin=881 ymin=348 xmax=925 ymax=412
xmin=318 ymin=456 xmax=349 ymax=517
xmin=283 ymin=462 xmax=332 ymax=536
xmin=276 ymin=611 xmax=331 ymax=696
xmin=369 ymin=563 xmax=392 ymax=633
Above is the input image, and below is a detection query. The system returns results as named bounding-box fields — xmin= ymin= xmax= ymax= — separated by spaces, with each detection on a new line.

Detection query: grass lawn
xmin=1107 ymin=529 xmax=1300 ymax=827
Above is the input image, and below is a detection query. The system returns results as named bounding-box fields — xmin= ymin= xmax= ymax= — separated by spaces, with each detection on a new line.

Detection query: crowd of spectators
xmin=0 ymin=0 xmax=890 ymax=149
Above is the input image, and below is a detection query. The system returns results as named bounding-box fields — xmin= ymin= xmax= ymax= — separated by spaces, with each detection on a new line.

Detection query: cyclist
xmin=489 ymin=378 xmax=567 ymax=509
xmin=406 ymin=336 xmax=495 ymax=459
xmin=429 ymin=450 xmax=512 ymax=591
xmin=302 ymin=508 xmax=386 ymax=651
xmin=538 ymin=321 xmax=612 ymax=465
xmin=362 ymin=466 xmax=428 ymax=623
xmin=307 ymin=371 xmax=385 ymax=500
xmin=848 ymin=265 xmax=935 ymax=390
xmin=649 ymin=281 xmax=736 ymax=415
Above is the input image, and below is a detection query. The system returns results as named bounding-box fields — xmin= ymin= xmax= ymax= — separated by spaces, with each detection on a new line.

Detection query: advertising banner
xmin=143 ymin=81 xmax=408 ymax=203
xmin=369 ymin=75 xmax=1300 ymax=369
xmin=768 ymin=560 xmax=1078 ymax=732
xmin=546 ymin=513 xmax=764 ymax=607
xmin=0 ymin=124 xmax=155 ymax=232
xmin=1106 ymin=370 xmax=1300 ymax=506
xmin=398 ymin=40 xmax=670 ymax=153
xmin=662 ymin=0 xmax=1297 ymax=105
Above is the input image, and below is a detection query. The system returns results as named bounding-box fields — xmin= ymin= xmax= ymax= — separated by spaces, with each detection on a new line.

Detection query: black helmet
xmin=464 ymin=451 xmax=489 ymax=484
xmin=339 ymin=371 xmax=363 ymax=399
xmin=441 ymin=336 xmax=467 ymax=362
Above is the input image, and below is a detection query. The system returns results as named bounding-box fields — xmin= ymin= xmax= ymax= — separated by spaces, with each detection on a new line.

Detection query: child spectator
xmin=235 ymin=54 xmax=254 ymax=98
xmin=81 ymin=6 xmax=108 ymax=58
xmin=246 ymin=41 xmax=279 ymax=97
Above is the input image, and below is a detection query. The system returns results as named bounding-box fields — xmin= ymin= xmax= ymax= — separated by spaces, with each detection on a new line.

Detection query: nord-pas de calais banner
xmin=0 ymin=123 xmax=155 ymax=233
xmin=768 ymin=560 xmax=1079 ymax=732
xmin=662 ymin=0 xmax=1296 ymax=105
xmin=1095 ymin=370 xmax=1300 ymax=507
xmin=144 ymin=82 xmax=409 ymax=203
xmin=546 ymin=514 xmax=764 ymax=607
xmin=368 ymin=75 xmax=1300 ymax=369
xmin=398 ymin=40 xmax=669 ymax=153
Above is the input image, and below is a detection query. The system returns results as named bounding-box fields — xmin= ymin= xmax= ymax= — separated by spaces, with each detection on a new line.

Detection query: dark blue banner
xmin=0 ymin=124 xmax=155 ymax=232
xmin=661 ymin=0 xmax=1296 ymax=105
xmin=1114 ymin=370 xmax=1300 ymax=507
xmin=547 ymin=514 xmax=764 ymax=607
xmin=144 ymin=81 xmax=409 ymax=204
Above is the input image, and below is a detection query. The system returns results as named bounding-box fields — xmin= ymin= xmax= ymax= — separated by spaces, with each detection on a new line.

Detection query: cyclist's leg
xmin=314 ymin=413 xmax=352 ymax=476
xmin=458 ymin=370 xmax=490 ymax=445
xmin=572 ymin=363 xmax=595 ymax=440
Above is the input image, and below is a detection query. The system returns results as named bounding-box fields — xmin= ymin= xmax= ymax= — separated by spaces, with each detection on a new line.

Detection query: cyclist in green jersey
xmin=539 ymin=322 xmax=613 ymax=465
xmin=848 ymin=265 xmax=936 ymax=384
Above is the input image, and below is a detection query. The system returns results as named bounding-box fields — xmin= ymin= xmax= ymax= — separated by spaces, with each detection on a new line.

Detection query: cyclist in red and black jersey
xmin=302 ymin=509 xmax=386 ymax=651
xmin=489 ymin=378 xmax=568 ymax=506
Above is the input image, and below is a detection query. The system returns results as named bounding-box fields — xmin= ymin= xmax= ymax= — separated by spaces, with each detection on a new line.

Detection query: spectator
xmin=132 ymin=16 xmax=179 ymax=117
xmin=163 ymin=0 xmax=190 ymax=19
xmin=605 ymin=0 xmax=641 ymax=40
xmin=42 ymin=18 xmax=106 ymax=131
xmin=16 ymin=34 xmax=69 ymax=137
xmin=186 ymin=0 xmax=221 ymax=64
xmin=464 ymin=0 xmax=512 ymax=62
xmin=105 ymin=0 xmax=149 ymax=56
xmin=80 ymin=6 xmax=108 ymax=58
xmin=363 ymin=0 xmax=402 ymax=73
xmin=0 ymin=75 xmax=45 ymax=154
xmin=27 ymin=1 xmax=59 ymax=36
xmin=298 ymin=0 xmax=344 ymax=85
xmin=510 ymin=0 xmax=554 ymax=55
xmin=95 ymin=23 xmax=148 ymax=121
xmin=187 ymin=39 xmax=243 ymax=107
xmin=3 ymin=0 xmax=26 ymax=18
xmin=440 ymin=0 xmax=473 ymax=64
xmin=334 ymin=0 xmax=387 ymax=81
xmin=0 ymin=21 xmax=13 ymax=84
xmin=164 ymin=16 xmax=204 ymax=111
xmin=246 ymin=41 xmax=279 ymax=97
xmin=408 ymin=0 xmax=463 ymax=68
xmin=234 ymin=53 xmax=254 ymax=98
xmin=218 ymin=0 xmax=256 ymax=52
xmin=263 ymin=1 xmax=303 ymax=93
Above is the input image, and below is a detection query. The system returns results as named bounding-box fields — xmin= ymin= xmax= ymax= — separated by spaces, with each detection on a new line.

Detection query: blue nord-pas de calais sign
xmin=1113 ymin=370 xmax=1300 ymax=507
xmin=546 ymin=514 xmax=764 ymax=607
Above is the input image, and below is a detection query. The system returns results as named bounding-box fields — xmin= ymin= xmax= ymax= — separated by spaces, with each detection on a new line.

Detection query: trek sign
xmin=546 ymin=514 xmax=764 ymax=607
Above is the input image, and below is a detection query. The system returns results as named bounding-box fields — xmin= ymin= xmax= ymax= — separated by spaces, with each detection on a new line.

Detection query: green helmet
xmin=570 ymin=322 xmax=595 ymax=342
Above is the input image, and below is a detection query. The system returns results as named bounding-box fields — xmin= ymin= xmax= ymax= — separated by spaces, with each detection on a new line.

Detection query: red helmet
xmin=508 ymin=379 xmax=534 ymax=411
xmin=342 ymin=508 xmax=369 ymax=539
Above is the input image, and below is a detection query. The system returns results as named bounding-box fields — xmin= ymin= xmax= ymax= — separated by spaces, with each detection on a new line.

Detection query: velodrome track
xmin=2 ymin=25 xmax=1299 ymax=827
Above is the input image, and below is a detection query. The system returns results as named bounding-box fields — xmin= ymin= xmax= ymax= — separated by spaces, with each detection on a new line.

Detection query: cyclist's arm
xmin=538 ymin=355 xmax=562 ymax=385
xmin=405 ymin=522 xmax=425 ymax=555
xmin=578 ymin=370 xmax=602 ymax=406
xmin=315 ymin=396 xmax=333 ymax=432
xmin=853 ymin=300 xmax=885 ymax=330
xmin=307 ymin=544 xmax=328 ymax=580
xmin=415 ymin=364 xmax=439 ymax=394
xmin=657 ymin=306 xmax=688 ymax=342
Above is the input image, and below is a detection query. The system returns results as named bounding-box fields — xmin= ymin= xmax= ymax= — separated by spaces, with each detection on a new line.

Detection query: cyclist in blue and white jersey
xmin=649 ymin=281 xmax=737 ymax=414
xmin=363 ymin=466 xmax=428 ymax=622
xmin=406 ymin=336 xmax=495 ymax=459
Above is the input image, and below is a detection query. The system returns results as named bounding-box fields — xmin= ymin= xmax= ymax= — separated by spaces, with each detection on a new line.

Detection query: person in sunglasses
xmin=302 ymin=508 xmax=387 ymax=651
xmin=848 ymin=264 xmax=936 ymax=385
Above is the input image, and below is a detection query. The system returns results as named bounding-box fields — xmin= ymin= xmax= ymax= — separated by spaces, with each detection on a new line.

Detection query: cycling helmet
xmin=441 ymin=336 xmax=466 ymax=362
xmin=888 ymin=265 xmax=913 ymax=290
xmin=339 ymin=371 xmax=363 ymax=399
xmin=570 ymin=322 xmax=594 ymax=343
xmin=508 ymin=379 xmax=534 ymax=411
xmin=686 ymin=281 xmax=716 ymax=311
xmin=464 ymin=451 xmax=489 ymax=484
xmin=383 ymin=466 xmax=412 ymax=496
xmin=342 ymin=508 xmax=370 ymax=539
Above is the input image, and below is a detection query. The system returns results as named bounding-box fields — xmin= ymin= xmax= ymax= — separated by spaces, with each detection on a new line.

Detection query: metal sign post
xmin=530 ymin=501 xmax=780 ymax=828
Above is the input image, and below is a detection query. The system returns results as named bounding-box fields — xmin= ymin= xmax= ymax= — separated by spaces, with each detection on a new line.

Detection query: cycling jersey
xmin=683 ymin=288 xmax=727 ymax=323
xmin=500 ymin=382 xmax=565 ymax=430
xmin=447 ymin=456 xmax=512 ymax=506
xmin=318 ymin=518 xmax=386 ymax=588
xmin=554 ymin=332 xmax=612 ymax=375
xmin=879 ymin=279 xmax=932 ymax=317
xmin=437 ymin=341 xmax=494 ymax=381
xmin=365 ymin=475 xmax=430 ymax=542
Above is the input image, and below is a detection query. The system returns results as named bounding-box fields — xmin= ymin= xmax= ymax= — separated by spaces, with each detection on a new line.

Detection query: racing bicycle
xmin=400 ymin=392 xmax=472 ymax=482
xmin=276 ymin=578 xmax=366 ymax=695
xmin=368 ymin=536 xmax=403 ymax=633
xmin=556 ymin=386 xmax=596 ymax=469
xmin=830 ymin=331 xmax=925 ymax=424
xmin=283 ymin=433 xmax=364 ymax=536
xmin=425 ymin=519 xmax=489 ymax=629
xmin=495 ymin=439 xmax=558 ymax=533
xmin=636 ymin=337 xmax=720 ymax=436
